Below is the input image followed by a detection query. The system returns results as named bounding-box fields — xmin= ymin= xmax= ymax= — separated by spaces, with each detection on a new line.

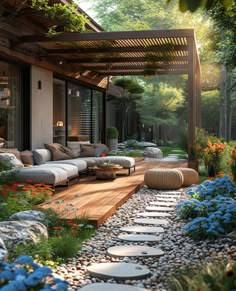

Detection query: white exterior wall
xmin=31 ymin=66 xmax=53 ymax=149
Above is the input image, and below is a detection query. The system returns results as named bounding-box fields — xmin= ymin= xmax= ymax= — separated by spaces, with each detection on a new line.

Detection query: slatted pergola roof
xmin=19 ymin=29 xmax=199 ymax=79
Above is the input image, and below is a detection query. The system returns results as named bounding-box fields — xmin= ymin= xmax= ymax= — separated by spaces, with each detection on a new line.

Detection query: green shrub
xmin=106 ymin=127 xmax=119 ymax=139
xmin=170 ymin=260 xmax=236 ymax=291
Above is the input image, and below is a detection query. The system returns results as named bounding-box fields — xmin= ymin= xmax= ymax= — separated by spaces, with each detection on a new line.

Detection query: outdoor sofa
xmin=0 ymin=143 xmax=136 ymax=188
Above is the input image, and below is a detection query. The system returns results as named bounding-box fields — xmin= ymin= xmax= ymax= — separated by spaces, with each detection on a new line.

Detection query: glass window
xmin=92 ymin=90 xmax=104 ymax=143
xmin=67 ymin=83 xmax=91 ymax=140
xmin=53 ymin=78 xmax=66 ymax=145
xmin=0 ymin=61 xmax=21 ymax=148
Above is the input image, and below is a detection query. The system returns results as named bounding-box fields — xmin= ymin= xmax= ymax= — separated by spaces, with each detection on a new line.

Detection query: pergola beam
xmin=45 ymin=45 xmax=188 ymax=55
xmin=19 ymin=29 xmax=194 ymax=43
xmin=66 ymin=56 xmax=189 ymax=64
xmin=98 ymin=70 xmax=188 ymax=76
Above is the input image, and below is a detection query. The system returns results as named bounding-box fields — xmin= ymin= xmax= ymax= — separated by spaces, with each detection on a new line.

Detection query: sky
xmin=73 ymin=0 xmax=97 ymax=19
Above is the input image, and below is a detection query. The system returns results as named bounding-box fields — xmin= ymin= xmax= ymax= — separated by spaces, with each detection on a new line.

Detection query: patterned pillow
xmin=0 ymin=153 xmax=24 ymax=168
xmin=80 ymin=144 xmax=96 ymax=157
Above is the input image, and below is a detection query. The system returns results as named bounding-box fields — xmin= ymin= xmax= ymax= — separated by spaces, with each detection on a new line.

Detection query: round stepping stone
xmin=118 ymin=234 xmax=162 ymax=242
xmin=150 ymin=201 xmax=176 ymax=206
xmin=107 ymin=245 xmax=164 ymax=257
xmin=120 ymin=226 xmax=164 ymax=233
xmin=146 ymin=206 xmax=174 ymax=212
xmin=137 ymin=212 xmax=171 ymax=217
xmin=134 ymin=218 xmax=169 ymax=225
xmin=79 ymin=283 xmax=149 ymax=291
xmin=156 ymin=197 xmax=177 ymax=202
xmin=87 ymin=262 xmax=151 ymax=280
xmin=158 ymin=191 xmax=182 ymax=194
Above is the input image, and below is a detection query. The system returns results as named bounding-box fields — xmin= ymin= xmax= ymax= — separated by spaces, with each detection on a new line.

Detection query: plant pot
xmin=107 ymin=138 xmax=118 ymax=152
xmin=188 ymin=160 xmax=199 ymax=172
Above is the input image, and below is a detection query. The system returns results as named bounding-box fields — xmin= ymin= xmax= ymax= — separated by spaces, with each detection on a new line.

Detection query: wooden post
xmin=187 ymin=37 xmax=197 ymax=161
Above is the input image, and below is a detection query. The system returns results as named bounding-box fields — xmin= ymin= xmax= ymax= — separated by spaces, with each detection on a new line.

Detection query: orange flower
xmin=71 ymin=230 xmax=78 ymax=235
xmin=53 ymin=226 xmax=62 ymax=230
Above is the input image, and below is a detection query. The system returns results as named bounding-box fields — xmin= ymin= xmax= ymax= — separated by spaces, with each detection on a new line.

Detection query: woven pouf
xmin=177 ymin=168 xmax=199 ymax=187
xmin=144 ymin=169 xmax=184 ymax=190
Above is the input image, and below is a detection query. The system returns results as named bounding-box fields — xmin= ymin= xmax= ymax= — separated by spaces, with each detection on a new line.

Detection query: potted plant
xmin=106 ymin=127 xmax=119 ymax=152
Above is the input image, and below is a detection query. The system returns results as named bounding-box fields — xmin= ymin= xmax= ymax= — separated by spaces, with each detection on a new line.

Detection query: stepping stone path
xmin=134 ymin=218 xmax=169 ymax=225
xmin=146 ymin=206 xmax=174 ymax=212
xmin=118 ymin=234 xmax=162 ymax=242
xmin=84 ymin=189 xmax=177 ymax=290
xmin=150 ymin=201 xmax=176 ymax=206
xmin=120 ymin=225 xmax=164 ymax=233
xmin=87 ymin=262 xmax=151 ymax=280
xmin=79 ymin=283 xmax=149 ymax=291
xmin=137 ymin=212 xmax=171 ymax=217
xmin=107 ymin=245 xmax=164 ymax=257
xmin=158 ymin=191 xmax=182 ymax=195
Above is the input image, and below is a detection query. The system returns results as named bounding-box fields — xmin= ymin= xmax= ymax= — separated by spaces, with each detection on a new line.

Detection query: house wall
xmin=31 ymin=66 xmax=53 ymax=149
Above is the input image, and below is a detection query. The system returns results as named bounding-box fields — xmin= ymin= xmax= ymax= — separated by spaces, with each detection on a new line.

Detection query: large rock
xmin=0 ymin=238 xmax=8 ymax=261
xmin=9 ymin=210 xmax=47 ymax=225
xmin=143 ymin=147 xmax=163 ymax=159
xmin=0 ymin=220 xmax=48 ymax=250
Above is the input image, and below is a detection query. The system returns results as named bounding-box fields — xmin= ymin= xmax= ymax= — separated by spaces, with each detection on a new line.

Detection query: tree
xmin=111 ymin=78 xmax=144 ymax=141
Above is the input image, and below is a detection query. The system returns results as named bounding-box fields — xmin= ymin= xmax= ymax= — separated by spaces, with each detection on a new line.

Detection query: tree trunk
xmin=226 ymin=73 xmax=232 ymax=141
xmin=219 ymin=65 xmax=227 ymax=138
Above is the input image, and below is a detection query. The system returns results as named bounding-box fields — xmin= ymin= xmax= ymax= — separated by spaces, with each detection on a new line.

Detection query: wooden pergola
xmin=18 ymin=29 xmax=201 ymax=153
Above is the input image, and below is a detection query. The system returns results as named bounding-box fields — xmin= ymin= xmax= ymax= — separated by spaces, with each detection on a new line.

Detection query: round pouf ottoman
xmin=144 ymin=169 xmax=184 ymax=190
xmin=177 ymin=168 xmax=199 ymax=187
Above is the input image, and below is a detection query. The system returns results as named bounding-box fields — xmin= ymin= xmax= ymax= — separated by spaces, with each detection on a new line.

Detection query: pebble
xmin=54 ymin=187 xmax=236 ymax=291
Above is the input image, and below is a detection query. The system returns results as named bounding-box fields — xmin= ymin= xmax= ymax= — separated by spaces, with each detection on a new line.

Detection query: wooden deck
xmin=40 ymin=159 xmax=187 ymax=227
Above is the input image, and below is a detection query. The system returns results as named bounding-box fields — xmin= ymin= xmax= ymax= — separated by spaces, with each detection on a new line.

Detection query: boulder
xmin=0 ymin=238 xmax=8 ymax=261
xmin=0 ymin=220 xmax=48 ymax=251
xmin=143 ymin=147 xmax=163 ymax=159
xmin=9 ymin=210 xmax=47 ymax=226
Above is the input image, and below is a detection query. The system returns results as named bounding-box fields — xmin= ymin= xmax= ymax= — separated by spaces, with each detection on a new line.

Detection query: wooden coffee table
xmin=95 ymin=164 xmax=122 ymax=180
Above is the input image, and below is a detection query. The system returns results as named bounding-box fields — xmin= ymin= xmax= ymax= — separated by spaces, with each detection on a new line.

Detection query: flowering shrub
xmin=203 ymin=140 xmax=227 ymax=173
xmin=0 ymin=182 xmax=54 ymax=205
xmin=186 ymin=176 xmax=236 ymax=200
xmin=0 ymin=255 xmax=68 ymax=290
xmin=177 ymin=176 xmax=236 ymax=239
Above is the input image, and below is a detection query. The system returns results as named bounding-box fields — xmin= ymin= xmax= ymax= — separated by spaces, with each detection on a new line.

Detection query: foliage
xmin=0 ymin=255 xmax=68 ymax=291
xmin=228 ymin=144 xmax=236 ymax=182
xmin=187 ymin=175 xmax=236 ymax=200
xmin=170 ymin=260 xmax=236 ymax=291
xmin=167 ymin=0 xmax=233 ymax=12
xmin=0 ymin=156 xmax=19 ymax=184
xmin=177 ymin=176 xmax=236 ymax=239
xmin=106 ymin=127 xmax=119 ymax=139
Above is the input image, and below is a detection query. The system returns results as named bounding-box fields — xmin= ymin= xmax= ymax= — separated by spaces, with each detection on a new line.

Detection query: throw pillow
xmin=0 ymin=148 xmax=21 ymax=161
xmin=95 ymin=146 xmax=107 ymax=157
xmin=93 ymin=143 xmax=109 ymax=154
xmin=20 ymin=150 xmax=34 ymax=166
xmin=33 ymin=149 xmax=52 ymax=165
xmin=80 ymin=144 xmax=96 ymax=157
xmin=44 ymin=143 xmax=75 ymax=161
xmin=67 ymin=142 xmax=81 ymax=157
xmin=0 ymin=153 xmax=24 ymax=168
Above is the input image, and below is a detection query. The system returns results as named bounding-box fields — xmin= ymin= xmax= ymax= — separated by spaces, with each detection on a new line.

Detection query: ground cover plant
xmin=177 ymin=176 xmax=236 ymax=239
xmin=0 ymin=255 xmax=69 ymax=291
xmin=170 ymin=260 xmax=236 ymax=291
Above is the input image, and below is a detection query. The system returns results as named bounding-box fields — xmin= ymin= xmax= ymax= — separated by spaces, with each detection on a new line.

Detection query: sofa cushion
xmin=33 ymin=149 xmax=52 ymax=165
xmin=96 ymin=156 xmax=135 ymax=168
xmin=46 ymin=159 xmax=87 ymax=172
xmin=20 ymin=150 xmax=34 ymax=166
xmin=16 ymin=166 xmax=68 ymax=185
xmin=0 ymin=148 xmax=21 ymax=161
xmin=44 ymin=143 xmax=74 ymax=161
xmin=40 ymin=164 xmax=78 ymax=179
xmin=0 ymin=153 xmax=24 ymax=168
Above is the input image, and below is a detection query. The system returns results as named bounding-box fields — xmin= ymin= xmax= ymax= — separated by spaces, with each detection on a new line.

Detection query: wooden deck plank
xmin=40 ymin=159 xmax=187 ymax=227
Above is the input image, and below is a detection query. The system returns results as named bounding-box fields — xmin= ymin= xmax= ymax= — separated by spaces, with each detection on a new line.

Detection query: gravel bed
xmin=55 ymin=186 xmax=236 ymax=291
